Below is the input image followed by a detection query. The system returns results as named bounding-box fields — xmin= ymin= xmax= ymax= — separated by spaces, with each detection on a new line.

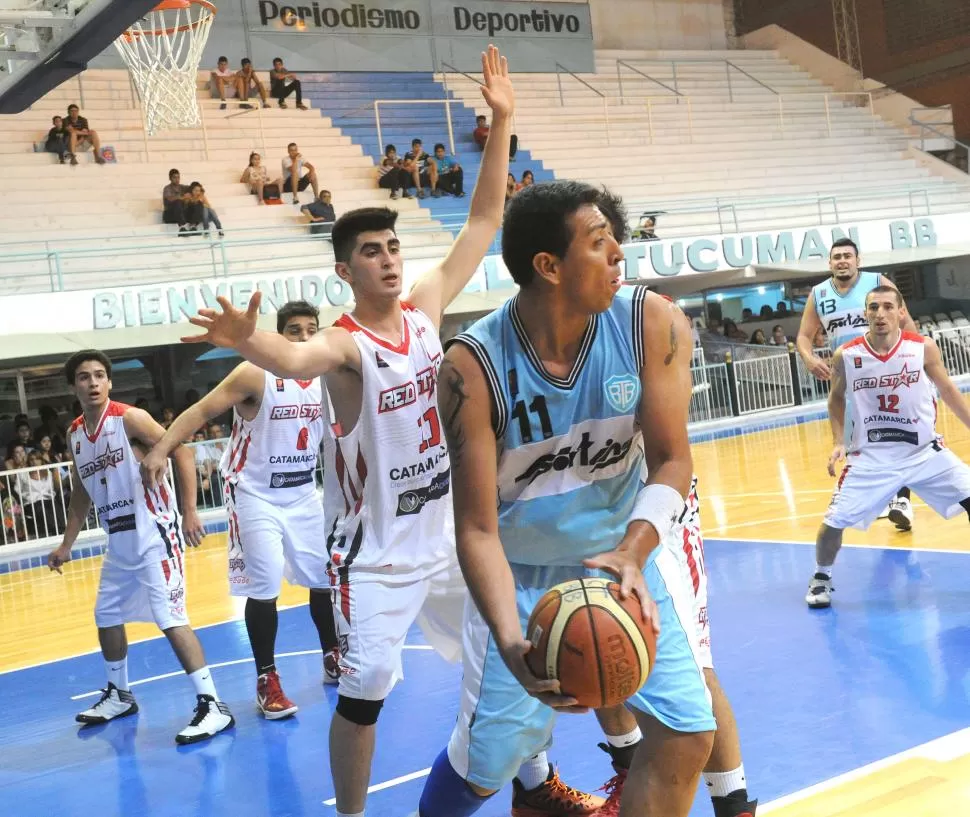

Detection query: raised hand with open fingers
xmin=182 ymin=292 xmax=262 ymax=347
xmin=480 ymin=44 xmax=514 ymax=119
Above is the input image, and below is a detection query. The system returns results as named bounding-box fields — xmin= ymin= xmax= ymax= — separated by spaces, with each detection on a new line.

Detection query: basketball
xmin=525 ymin=577 xmax=656 ymax=709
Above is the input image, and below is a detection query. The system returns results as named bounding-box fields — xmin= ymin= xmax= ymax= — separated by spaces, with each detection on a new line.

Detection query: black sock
xmin=598 ymin=740 xmax=640 ymax=772
xmin=245 ymin=597 xmax=278 ymax=676
xmin=897 ymin=486 xmax=911 ymax=500
xmin=309 ymin=589 xmax=338 ymax=652
xmin=961 ymin=496 xmax=970 ymax=520
xmin=712 ymin=790 xmax=756 ymax=817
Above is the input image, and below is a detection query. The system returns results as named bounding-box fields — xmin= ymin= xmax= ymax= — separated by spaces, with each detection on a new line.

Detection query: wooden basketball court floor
xmin=2 ymin=410 xmax=970 ymax=817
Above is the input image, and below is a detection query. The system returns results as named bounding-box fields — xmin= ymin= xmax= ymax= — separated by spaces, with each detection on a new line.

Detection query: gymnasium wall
xmin=735 ymin=0 xmax=970 ymax=140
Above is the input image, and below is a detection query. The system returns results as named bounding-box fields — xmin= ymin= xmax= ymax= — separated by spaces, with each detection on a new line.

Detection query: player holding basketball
xmin=181 ymin=47 xmax=591 ymax=817
xmin=807 ymin=285 xmax=970 ymax=608
xmin=141 ymin=300 xmax=340 ymax=720
xmin=797 ymin=238 xmax=920 ymax=531
xmin=47 ymin=350 xmax=234 ymax=744
xmin=412 ymin=180 xmax=716 ymax=817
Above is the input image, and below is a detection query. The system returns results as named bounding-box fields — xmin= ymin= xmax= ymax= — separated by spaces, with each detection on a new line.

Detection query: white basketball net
xmin=113 ymin=2 xmax=216 ymax=136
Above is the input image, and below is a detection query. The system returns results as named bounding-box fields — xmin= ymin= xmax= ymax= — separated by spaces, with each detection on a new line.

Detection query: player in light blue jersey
xmin=797 ymin=237 xmax=920 ymax=530
xmin=412 ymin=181 xmax=717 ymax=817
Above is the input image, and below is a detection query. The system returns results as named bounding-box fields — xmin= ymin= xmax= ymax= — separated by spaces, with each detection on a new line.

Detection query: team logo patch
xmin=375 ymin=351 xmax=389 ymax=369
xmin=75 ymin=441 xmax=81 ymax=454
xmin=854 ymin=357 xmax=862 ymax=368
xmin=604 ymin=374 xmax=640 ymax=413
xmin=275 ymin=378 xmax=285 ymax=392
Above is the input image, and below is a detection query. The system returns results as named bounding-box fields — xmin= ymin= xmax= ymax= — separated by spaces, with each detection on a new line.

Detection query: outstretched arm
xmin=182 ymin=292 xmax=359 ymax=379
xmin=407 ymin=46 xmax=515 ymax=327
xmin=924 ymin=337 xmax=970 ymax=428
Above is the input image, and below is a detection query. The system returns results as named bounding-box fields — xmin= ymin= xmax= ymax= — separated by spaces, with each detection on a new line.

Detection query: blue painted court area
xmin=2 ymin=539 xmax=969 ymax=817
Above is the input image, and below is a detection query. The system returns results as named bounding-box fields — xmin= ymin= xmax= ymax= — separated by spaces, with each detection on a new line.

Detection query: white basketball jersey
xmin=220 ymin=371 xmax=323 ymax=504
xmin=322 ymin=303 xmax=452 ymax=580
xmin=70 ymin=401 xmax=182 ymax=568
xmin=843 ymin=331 xmax=940 ymax=467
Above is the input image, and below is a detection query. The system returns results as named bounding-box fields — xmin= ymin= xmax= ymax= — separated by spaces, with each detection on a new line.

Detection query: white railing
xmin=731 ymin=349 xmax=795 ymax=415
xmin=373 ymin=98 xmax=458 ymax=157
xmin=689 ymin=362 xmax=733 ymax=424
xmin=931 ymin=325 xmax=970 ymax=375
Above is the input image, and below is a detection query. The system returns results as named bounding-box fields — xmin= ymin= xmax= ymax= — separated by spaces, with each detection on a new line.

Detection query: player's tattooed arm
xmin=439 ymin=358 xmax=469 ymax=469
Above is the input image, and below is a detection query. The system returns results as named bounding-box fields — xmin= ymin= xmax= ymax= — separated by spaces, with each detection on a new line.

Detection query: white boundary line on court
xmin=69 ymin=645 xmax=434 ymax=700
xmin=322 ymin=768 xmax=433 ymax=806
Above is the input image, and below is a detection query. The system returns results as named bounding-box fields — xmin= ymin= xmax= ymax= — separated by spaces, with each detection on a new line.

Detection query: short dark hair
xmin=65 ymin=350 xmax=112 ymax=385
xmin=273 ymin=57 xmax=283 ymax=64
xmin=476 ymin=115 xmax=486 ymax=122
xmin=218 ymin=55 xmax=228 ymax=62
xmin=52 ymin=115 xmax=61 ymax=123
xmin=772 ymin=324 xmax=784 ymax=332
xmin=411 ymin=138 xmax=422 ymax=146
xmin=241 ymin=58 xmax=252 ymax=66
xmin=169 ymin=168 xmax=179 ymax=180
xmin=866 ymin=285 xmax=903 ymax=306
xmin=384 ymin=144 xmax=396 ymax=155
xmin=15 ymin=421 xmax=30 ymax=431
xmin=830 ymin=237 xmax=859 ymax=257
xmin=331 ymin=207 xmax=399 ymax=264
xmin=287 ymin=142 xmax=297 ymax=150
xmin=433 ymin=143 xmax=445 ymax=152
xmin=68 ymin=103 xmax=78 ymax=112
xmin=501 ymin=181 xmax=627 ymax=287
xmin=277 ymin=300 xmax=319 ymax=333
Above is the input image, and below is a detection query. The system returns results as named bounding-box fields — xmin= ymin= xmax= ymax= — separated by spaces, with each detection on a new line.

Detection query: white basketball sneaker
xmin=323 ymin=647 xmax=341 ymax=685
xmin=805 ymin=573 xmax=834 ymax=609
xmin=75 ymin=683 xmax=138 ymax=724
xmin=175 ymin=695 xmax=235 ymax=745
xmin=888 ymin=497 xmax=914 ymax=531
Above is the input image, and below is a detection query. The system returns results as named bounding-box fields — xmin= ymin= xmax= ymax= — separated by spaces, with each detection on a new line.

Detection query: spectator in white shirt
xmin=282 ymin=142 xmax=319 ymax=205
xmin=210 ymin=56 xmax=242 ymax=109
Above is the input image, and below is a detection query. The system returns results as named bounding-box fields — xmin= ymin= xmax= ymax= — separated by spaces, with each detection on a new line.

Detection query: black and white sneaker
xmin=888 ymin=497 xmax=913 ymax=531
xmin=175 ymin=695 xmax=234 ymax=745
xmin=76 ymin=683 xmax=138 ymax=724
xmin=805 ymin=573 xmax=834 ymax=609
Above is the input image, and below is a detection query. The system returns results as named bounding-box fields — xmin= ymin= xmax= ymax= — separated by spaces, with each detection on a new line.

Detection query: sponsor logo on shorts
xmin=337 ymin=663 xmax=357 ymax=676
xmin=228 ymin=557 xmax=246 ymax=572
xmin=867 ymin=428 xmax=919 ymax=445
xmin=395 ymin=469 xmax=451 ymax=516
xmin=170 ymin=606 xmax=185 ymax=618
xmin=339 ymin=634 xmax=350 ymax=655
xmin=105 ymin=514 xmax=136 ymax=535
xmin=229 ymin=576 xmax=251 ymax=585
xmin=269 ymin=470 xmax=314 ymax=489
xmin=169 ymin=586 xmax=185 ymax=604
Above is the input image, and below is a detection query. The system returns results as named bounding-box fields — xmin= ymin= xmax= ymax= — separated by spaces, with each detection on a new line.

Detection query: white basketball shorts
xmin=332 ymin=558 xmax=466 ymax=701
xmin=825 ymin=445 xmax=970 ymax=530
xmin=94 ymin=547 xmax=189 ymax=631
xmin=668 ymin=478 xmax=712 ymax=669
xmin=226 ymin=489 xmax=329 ymax=599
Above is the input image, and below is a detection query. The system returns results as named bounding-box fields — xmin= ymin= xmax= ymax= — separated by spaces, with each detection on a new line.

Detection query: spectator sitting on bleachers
xmin=12 ymin=421 xmax=34 ymax=452
xmin=631 ymin=213 xmax=658 ymax=242
xmin=4 ymin=442 xmax=28 ymax=472
xmin=404 ymin=138 xmax=438 ymax=198
xmin=18 ymin=451 xmax=64 ymax=540
xmin=377 ymin=144 xmax=412 ymax=200
xmin=240 ymin=152 xmax=282 ymax=204
xmin=776 ymin=301 xmax=789 ymax=317
xmin=505 ymin=172 xmax=517 ymax=202
xmin=750 ymin=329 xmax=767 ymax=345
xmin=282 ymin=143 xmax=319 ymax=205
xmin=1 ymin=478 xmax=26 ymax=543
xmin=210 ymin=56 xmax=242 ymax=109
xmin=237 ymin=58 xmax=270 ymax=109
xmin=432 ymin=143 xmax=465 ymax=197
xmin=35 ymin=406 xmax=66 ymax=454
xmin=301 ymin=190 xmax=336 ymax=236
xmin=160 ymin=407 xmax=176 ymax=429
xmin=759 ymin=305 xmax=773 ymax=319
xmin=516 ymin=169 xmax=534 ymax=191
xmin=742 ymin=308 xmax=753 ymax=321
xmin=187 ymin=182 xmax=224 ymax=238
xmin=34 ymin=434 xmax=60 ymax=465
xmin=473 ymin=114 xmax=489 ymax=149
xmin=270 ymin=57 xmax=307 ymax=110
xmin=723 ymin=319 xmax=748 ymax=342
xmin=771 ymin=325 xmax=789 ymax=346
xmin=162 ymin=168 xmax=200 ymax=234
xmin=45 ymin=116 xmax=72 ymax=165
xmin=64 ymin=104 xmax=105 ymax=165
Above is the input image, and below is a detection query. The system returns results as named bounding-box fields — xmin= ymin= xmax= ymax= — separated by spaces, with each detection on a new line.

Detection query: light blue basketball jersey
xmin=452 ymin=287 xmax=647 ymax=567
xmin=811 ymin=271 xmax=881 ymax=350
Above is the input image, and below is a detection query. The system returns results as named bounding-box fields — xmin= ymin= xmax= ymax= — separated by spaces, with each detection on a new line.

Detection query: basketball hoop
xmin=114 ymin=0 xmax=216 ymax=136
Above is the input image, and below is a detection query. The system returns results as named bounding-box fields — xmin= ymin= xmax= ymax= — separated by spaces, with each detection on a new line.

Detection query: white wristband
xmin=630 ymin=483 xmax=686 ymax=541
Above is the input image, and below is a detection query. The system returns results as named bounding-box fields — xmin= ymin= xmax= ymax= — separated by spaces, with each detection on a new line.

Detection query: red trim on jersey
xmin=162 ymin=559 xmax=172 ymax=583
xmin=294 ymin=379 xmax=314 ymax=390
xmin=69 ymin=416 xmax=84 ymax=433
xmin=334 ymin=440 xmax=352 ymax=514
xmin=861 ymin=332 xmax=905 ymax=363
xmin=837 ymin=465 xmax=851 ymax=490
xmin=234 ymin=434 xmax=251 ymax=474
xmin=334 ymin=311 xmax=411 ymax=355
xmin=842 ymin=336 xmax=867 ymax=351
xmin=339 ymin=582 xmax=351 ymax=623
xmin=77 ymin=401 xmax=129 ymax=444
xmin=143 ymin=488 xmax=156 ymax=515
xmin=159 ymin=483 xmax=171 ymax=510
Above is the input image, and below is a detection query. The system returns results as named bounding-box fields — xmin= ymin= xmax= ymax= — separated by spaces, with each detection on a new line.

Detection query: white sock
xmin=816 ymin=564 xmax=833 ymax=579
xmin=606 ymin=725 xmax=643 ymax=748
xmin=105 ymin=658 xmax=129 ymax=691
xmin=516 ymin=752 xmax=549 ymax=790
xmin=335 ymin=812 xmax=364 ymax=817
xmin=188 ymin=667 xmax=218 ymax=700
xmin=704 ymin=765 xmax=747 ymax=798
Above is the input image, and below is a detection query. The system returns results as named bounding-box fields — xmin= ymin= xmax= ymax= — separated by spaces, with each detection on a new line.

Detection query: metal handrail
xmin=615 ymin=59 xmax=681 ymax=104
xmin=555 ymin=62 xmax=604 ymax=106
xmin=438 ymin=61 xmax=485 ymax=88
xmin=372 ymin=98 xmax=457 ymax=157
xmin=909 ymin=113 xmax=970 ymax=162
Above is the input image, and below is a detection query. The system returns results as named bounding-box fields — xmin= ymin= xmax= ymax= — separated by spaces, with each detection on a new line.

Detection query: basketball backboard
xmin=0 ymin=0 xmax=163 ymax=113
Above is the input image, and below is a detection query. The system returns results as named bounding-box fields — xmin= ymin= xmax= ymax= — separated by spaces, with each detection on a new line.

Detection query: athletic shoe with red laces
xmin=591 ymin=766 xmax=625 ymax=816
xmin=511 ymin=764 xmax=604 ymax=816
xmin=256 ymin=671 xmax=298 ymax=719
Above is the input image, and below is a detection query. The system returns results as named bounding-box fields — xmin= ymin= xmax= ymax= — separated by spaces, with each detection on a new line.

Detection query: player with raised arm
xmin=411 ymin=181 xmax=716 ymax=817
xmin=797 ymin=238 xmax=920 ymax=530
xmin=807 ymin=285 xmax=970 ymax=608
xmin=180 ymin=46 xmax=595 ymax=817
xmin=141 ymin=300 xmax=340 ymax=720
xmin=47 ymin=350 xmax=234 ymax=745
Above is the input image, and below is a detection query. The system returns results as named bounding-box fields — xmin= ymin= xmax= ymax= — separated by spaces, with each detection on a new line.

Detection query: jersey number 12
xmin=877 ymin=394 xmax=900 ymax=414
